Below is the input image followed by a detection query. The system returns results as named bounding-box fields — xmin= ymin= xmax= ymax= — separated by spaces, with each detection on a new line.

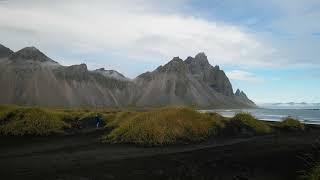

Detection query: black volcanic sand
xmin=1 ymin=126 xmax=320 ymax=180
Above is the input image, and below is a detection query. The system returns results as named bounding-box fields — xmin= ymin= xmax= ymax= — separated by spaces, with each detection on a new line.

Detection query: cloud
xmin=0 ymin=0 xmax=278 ymax=68
xmin=0 ymin=0 xmax=319 ymax=76
xmin=226 ymin=70 xmax=264 ymax=83
xmin=245 ymin=0 xmax=320 ymax=66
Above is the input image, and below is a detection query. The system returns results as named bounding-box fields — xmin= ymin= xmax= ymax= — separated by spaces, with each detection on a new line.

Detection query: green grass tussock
xmin=102 ymin=107 xmax=225 ymax=145
xmin=279 ymin=117 xmax=305 ymax=131
xmin=0 ymin=107 xmax=68 ymax=136
xmin=301 ymin=164 xmax=320 ymax=180
xmin=105 ymin=111 xmax=138 ymax=128
xmin=229 ymin=112 xmax=272 ymax=134
xmin=0 ymin=105 xmax=123 ymax=136
xmin=0 ymin=105 xmax=19 ymax=121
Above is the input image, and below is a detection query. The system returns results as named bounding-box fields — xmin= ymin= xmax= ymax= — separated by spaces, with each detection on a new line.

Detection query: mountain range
xmin=0 ymin=44 xmax=255 ymax=108
xmin=269 ymin=102 xmax=320 ymax=106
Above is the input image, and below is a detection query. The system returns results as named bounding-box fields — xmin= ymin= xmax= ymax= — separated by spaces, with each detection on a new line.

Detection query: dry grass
xmin=0 ymin=105 xmax=120 ymax=135
xmin=102 ymin=107 xmax=225 ymax=145
xmin=0 ymin=107 xmax=68 ymax=136
xmin=105 ymin=111 xmax=139 ymax=128
xmin=279 ymin=117 xmax=305 ymax=131
xmin=0 ymin=105 xmax=273 ymax=141
xmin=301 ymin=164 xmax=320 ymax=180
xmin=229 ymin=112 xmax=272 ymax=134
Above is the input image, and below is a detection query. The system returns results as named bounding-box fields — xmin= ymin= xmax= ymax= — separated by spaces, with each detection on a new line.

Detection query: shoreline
xmin=200 ymin=108 xmax=320 ymax=125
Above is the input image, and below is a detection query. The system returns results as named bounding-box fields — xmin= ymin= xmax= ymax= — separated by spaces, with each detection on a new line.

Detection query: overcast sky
xmin=1 ymin=0 xmax=319 ymax=103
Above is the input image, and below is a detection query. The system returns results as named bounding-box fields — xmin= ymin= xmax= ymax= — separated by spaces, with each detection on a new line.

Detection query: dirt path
xmin=0 ymin=129 xmax=267 ymax=160
xmin=1 ymin=129 xmax=320 ymax=180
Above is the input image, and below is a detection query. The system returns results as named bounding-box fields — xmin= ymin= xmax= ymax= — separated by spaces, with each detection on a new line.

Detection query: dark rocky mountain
xmin=134 ymin=53 xmax=255 ymax=108
xmin=93 ymin=68 xmax=129 ymax=81
xmin=9 ymin=47 xmax=58 ymax=63
xmin=0 ymin=44 xmax=13 ymax=58
xmin=0 ymin=45 xmax=137 ymax=107
xmin=235 ymin=89 xmax=255 ymax=105
xmin=0 ymin=44 xmax=256 ymax=108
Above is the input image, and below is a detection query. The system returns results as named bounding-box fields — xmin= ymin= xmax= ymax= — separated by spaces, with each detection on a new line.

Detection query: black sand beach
xmin=1 ymin=125 xmax=320 ymax=180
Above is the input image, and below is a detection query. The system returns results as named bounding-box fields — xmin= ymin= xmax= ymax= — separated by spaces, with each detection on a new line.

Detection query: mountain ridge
xmin=9 ymin=46 xmax=58 ymax=64
xmin=0 ymin=43 xmax=256 ymax=108
xmin=134 ymin=53 xmax=253 ymax=107
xmin=0 ymin=44 xmax=14 ymax=58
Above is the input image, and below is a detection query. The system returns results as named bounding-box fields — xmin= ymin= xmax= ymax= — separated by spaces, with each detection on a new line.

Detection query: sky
xmin=0 ymin=0 xmax=319 ymax=103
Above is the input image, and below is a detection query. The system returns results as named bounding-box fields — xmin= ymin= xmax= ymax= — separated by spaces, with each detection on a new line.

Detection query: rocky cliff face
xmin=0 ymin=44 xmax=255 ymax=108
xmin=184 ymin=53 xmax=234 ymax=96
xmin=0 ymin=45 xmax=138 ymax=107
xmin=93 ymin=68 xmax=129 ymax=81
xmin=134 ymin=53 xmax=255 ymax=108
xmin=9 ymin=47 xmax=58 ymax=63
xmin=0 ymin=44 xmax=13 ymax=58
xmin=235 ymin=89 xmax=255 ymax=105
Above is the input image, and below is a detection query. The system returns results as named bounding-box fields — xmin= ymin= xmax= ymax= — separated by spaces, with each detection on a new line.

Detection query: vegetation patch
xmin=0 ymin=105 xmax=276 ymax=141
xmin=226 ymin=112 xmax=272 ymax=135
xmin=105 ymin=111 xmax=139 ymax=128
xmin=0 ymin=107 xmax=68 ymax=136
xmin=0 ymin=105 xmax=19 ymax=122
xmin=0 ymin=105 xmax=123 ymax=136
xmin=279 ymin=117 xmax=305 ymax=131
xmin=301 ymin=164 xmax=320 ymax=180
xmin=102 ymin=107 xmax=225 ymax=145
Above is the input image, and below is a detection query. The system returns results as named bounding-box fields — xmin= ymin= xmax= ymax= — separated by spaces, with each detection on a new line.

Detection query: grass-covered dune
xmin=0 ymin=104 xmax=308 ymax=146
xmin=0 ymin=106 xmax=67 ymax=135
xmin=225 ymin=112 xmax=272 ymax=135
xmin=279 ymin=117 xmax=305 ymax=131
xmin=102 ymin=107 xmax=225 ymax=145
xmin=0 ymin=105 xmax=118 ymax=135
xmin=302 ymin=165 xmax=320 ymax=180
xmin=102 ymin=108 xmax=277 ymax=145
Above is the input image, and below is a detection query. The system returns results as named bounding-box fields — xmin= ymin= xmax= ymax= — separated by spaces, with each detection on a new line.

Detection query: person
xmin=95 ymin=113 xmax=101 ymax=128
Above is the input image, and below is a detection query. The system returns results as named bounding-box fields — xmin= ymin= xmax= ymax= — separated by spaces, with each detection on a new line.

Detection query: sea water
xmin=201 ymin=105 xmax=320 ymax=125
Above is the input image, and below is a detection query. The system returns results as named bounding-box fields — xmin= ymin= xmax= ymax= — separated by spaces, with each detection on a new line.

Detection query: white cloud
xmin=0 ymin=0 xmax=278 ymax=70
xmin=247 ymin=0 xmax=320 ymax=66
xmin=226 ymin=70 xmax=264 ymax=83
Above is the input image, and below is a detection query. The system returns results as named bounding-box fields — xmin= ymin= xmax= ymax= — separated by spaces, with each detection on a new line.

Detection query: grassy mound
xmin=0 ymin=105 xmax=19 ymax=120
xmin=0 ymin=105 xmax=123 ymax=136
xmin=105 ymin=111 xmax=139 ymax=128
xmin=102 ymin=107 xmax=225 ymax=145
xmin=302 ymin=164 xmax=320 ymax=180
xmin=0 ymin=107 xmax=68 ymax=136
xmin=279 ymin=117 xmax=305 ymax=131
xmin=227 ymin=112 xmax=272 ymax=135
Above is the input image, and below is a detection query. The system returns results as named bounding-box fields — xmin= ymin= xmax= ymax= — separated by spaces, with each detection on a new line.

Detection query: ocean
xmin=201 ymin=105 xmax=320 ymax=124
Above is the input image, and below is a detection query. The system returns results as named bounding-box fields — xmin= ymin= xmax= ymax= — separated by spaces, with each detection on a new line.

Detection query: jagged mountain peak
xmin=9 ymin=46 xmax=57 ymax=63
xmin=234 ymin=89 xmax=255 ymax=105
xmin=185 ymin=53 xmax=214 ymax=75
xmin=195 ymin=52 xmax=208 ymax=61
xmin=185 ymin=56 xmax=194 ymax=62
xmin=168 ymin=56 xmax=184 ymax=65
xmin=235 ymin=89 xmax=241 ymax=95
xmin=94 ymin=68 xmax=129 ymax=81
xmin=157 ymin=56 xmax=187 ymax=73
xmin=0 ymin=43 xmax=256 ymax=108
xmin=0 ymin=44 xmax=14 ymax=58
xmin=23 ymin=46 xmax=38 ymax=51
xmin=195 ymin=52 xmax=210 ymax=64
xmin=158 ymin=53 xmax=212 ymax=73
xmin=67 ymin=63 xmax=88 ymax=72
xmin=185 ymin=52 xmax=210 ymax=67
xmin=235 ymin=89 xmax=249 ymax=98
